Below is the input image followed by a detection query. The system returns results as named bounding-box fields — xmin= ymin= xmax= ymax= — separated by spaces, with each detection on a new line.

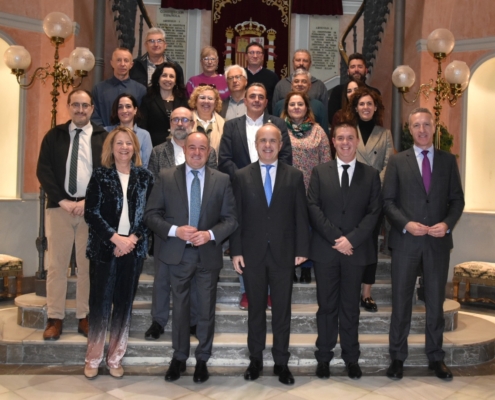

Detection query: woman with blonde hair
xmin=83 ymin=126 xmax=153 ymax=380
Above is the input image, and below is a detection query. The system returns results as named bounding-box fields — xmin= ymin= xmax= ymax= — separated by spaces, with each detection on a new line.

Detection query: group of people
xmin=35 ymin=26 xmax=465 ymax=386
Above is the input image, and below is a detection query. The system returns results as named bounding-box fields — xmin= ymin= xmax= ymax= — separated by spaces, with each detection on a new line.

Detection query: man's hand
xmin=176 ymin=225 xmax=198 ymax=241
xmin=72 ymin=200 xmax=85 ymax=216
xmin=405 ymin=221 xmax=429 ymax=236
xmin=333 ymin=236 xmax=353 ymax=256
xmin=59 ymin=199 xmax=76 ymax=214
xmin=428 ymin=222 xmax=448 ymax=238
xmin=232 ymin=255 xmax=245 ymax=274
xmin=295 ymin=257 xmax=307 ymax=265
xmin=190 ymin=231 xmax=211 ymax=246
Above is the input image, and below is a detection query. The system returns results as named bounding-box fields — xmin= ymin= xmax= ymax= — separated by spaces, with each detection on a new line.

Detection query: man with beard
xmin=144 ymin=107 xmax=217 ymax=342
xmin=327 ymin=53 xmax=381 ymax=123
xmin=272 ymin=49 xmax=329 ymax=110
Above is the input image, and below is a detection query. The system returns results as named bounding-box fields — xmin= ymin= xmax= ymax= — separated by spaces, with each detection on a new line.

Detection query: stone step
xmin=2 ymin=307 xmax=494 ymax=367
xmin=16 ymin=294 xmax=458 ymax=335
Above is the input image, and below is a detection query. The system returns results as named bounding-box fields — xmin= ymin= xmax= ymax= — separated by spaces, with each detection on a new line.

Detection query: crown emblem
xmin=235 ymin=18 xmax=266 ymax=37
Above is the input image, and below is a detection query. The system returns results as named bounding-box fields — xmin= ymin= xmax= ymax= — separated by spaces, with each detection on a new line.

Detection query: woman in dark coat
xmin=83 ymin=126 xmax=153 ymax=380
xmin=139 ymin=62 xmax=189 ymax=147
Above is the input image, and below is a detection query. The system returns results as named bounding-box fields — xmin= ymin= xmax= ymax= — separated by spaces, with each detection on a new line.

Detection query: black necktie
xmin=342 ymin=164 xmax=350 ymax=200
xmin=68 ymin=128 xmax=82 ymax=195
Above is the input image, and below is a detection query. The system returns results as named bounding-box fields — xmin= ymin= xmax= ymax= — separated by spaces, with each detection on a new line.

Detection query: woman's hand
xmin=111 ymin=233 xmax=136 ymax=257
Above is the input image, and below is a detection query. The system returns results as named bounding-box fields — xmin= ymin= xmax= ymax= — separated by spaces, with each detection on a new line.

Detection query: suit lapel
xmin=174 ymin=164 xmax=189 ymax=210
xmin=346 ymin=162 xmax=364 ymax=210
xmin=328 ymin=160 xmax=345 ymax=208
xmin=270 ymin=162 xmax=285 ymax=207
xmin=364 ymin=126 xmax=382 ymax=154
xmin=165 ymin=140 xmax=176 ymax=167
xmin=238 ymin=115 xmax=250 ymax=158
xmin=251 ymin=162 xmax=269 ymax=210
xmin=200 ymin=167 xmax=215 ymax=219
xmin=154 ymin=96 xmax=169 ymax=119
xmin=405 ymin=147 xmax=426 ymax=195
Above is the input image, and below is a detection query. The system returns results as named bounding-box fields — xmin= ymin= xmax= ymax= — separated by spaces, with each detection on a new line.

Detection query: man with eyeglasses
xmin=91 ymin=47 xmax=147 ymax=127
xmin=244 ymin=43 xmax=279 ymax=114
xmin=36 ymin=89 xmax=108 ymax=341
xmin=144 ymin=107 xmax=218 ymax=342
xmin=272 ymin=49 xmax=329 ymax=111
xmin=220 ymin=64 xmax=248 ymax=121
xmin=130 ymin=27 xmax=185 ymax=88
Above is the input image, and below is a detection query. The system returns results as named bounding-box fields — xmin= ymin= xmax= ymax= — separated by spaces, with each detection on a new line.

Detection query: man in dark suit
xmin=383 ymin=108 xmax=464 ymax=381
xmin=144 ymin=107 xmax=216 ymax=341
xmin=144 ymin=131 xmax=237 ymax=383
xmin=231 ymin=123 xmax=310 ymax=385
xmin=218 ymin=83 xmax=292 ymax=310
xmin=308 ymin=122 xmax=382 ymax=380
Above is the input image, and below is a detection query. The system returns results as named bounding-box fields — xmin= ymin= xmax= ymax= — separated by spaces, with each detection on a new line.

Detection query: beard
xmin=172 ymin=127 xmax=189 ymax=140
xmin=349 ymin=72 xmax=366 ymax=82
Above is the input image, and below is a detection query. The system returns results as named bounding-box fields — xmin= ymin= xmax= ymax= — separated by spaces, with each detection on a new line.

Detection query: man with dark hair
xmin=244 ymin=42 xmax=279 ymax=114
xmin=91 ymin=47 xmax=146 ymax=127
xmin=384 ymin=108 xmax=464 ymax=381
xmin=36 ymin=89 xmax=108 ymax=341
xmin=130 ymin=27 xmax=185 ymax=87
xmin=272 ymin=49 xmax=329 ymax=110
xmin=308 ymin=122 xmax=381 ymax=380
xmin=327 ymin=53 xmax=381 ymax=123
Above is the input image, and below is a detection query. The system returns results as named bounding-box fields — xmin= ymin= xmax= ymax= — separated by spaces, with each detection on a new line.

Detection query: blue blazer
xmin=85 ymin=163 xmax=154 ymax=262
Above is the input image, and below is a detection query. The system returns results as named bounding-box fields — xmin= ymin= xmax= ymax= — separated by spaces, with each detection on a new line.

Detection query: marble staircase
xmin=4 ymin=255 xmax=495 ymax=368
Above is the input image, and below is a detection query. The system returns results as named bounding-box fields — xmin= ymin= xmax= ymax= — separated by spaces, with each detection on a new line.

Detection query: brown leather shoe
xmin=78 ymin=317 xmax=89 ymax=337
xmin=43 ymin=318 xmax=63 ymax=340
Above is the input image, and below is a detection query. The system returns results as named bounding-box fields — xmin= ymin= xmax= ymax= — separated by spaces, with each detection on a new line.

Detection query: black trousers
xmin=314 ymin=259 xmax=366 ymax=364
xmin=389 ymin=243 xmax=449 ymax=362
xmin=243 ymin=246 xmax=294 ymax=365
xmin=361 ymin=212 xmax=384 ymax=285
xmin=169 ymin=247 xmax=220 ymax=362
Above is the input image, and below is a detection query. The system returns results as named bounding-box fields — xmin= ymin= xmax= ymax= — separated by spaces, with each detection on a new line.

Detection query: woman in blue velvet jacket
xmin=83 ymin=126 xmax=154 ymax=380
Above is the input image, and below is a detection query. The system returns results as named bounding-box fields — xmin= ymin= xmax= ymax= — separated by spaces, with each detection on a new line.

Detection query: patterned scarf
xmin=285 ymin=117 xmax=313 ymax=138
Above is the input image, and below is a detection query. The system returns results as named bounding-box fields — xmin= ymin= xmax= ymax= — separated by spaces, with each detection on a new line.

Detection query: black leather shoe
xmin=165 ymin=358 xmax=186 ymax=381
xmin=193 ymin=360 xmax=209 ymax=383
xmin=190 ymin=325 xmax=197 ymax=337
xmin=361 ymin=297 xmax=378 ymax=312
xmin=145 ymin=321 xmax=164 ymax=340
xmin=315 ymin=361 xmax=330 ymax=379
xmin=244 ymin=359 xmax=263 ymax=381
xmin=300 ymin=268 xmax=311 ymax=284
xmin=274 ymin=364 xmax=295 ymax=385
xmin=347 ymin=362 xmax=362 ymax=379
xmin=386 ymin=359 xmax=404 ymax=380
xmin=428 ymin=361 xmax=453 ymax=380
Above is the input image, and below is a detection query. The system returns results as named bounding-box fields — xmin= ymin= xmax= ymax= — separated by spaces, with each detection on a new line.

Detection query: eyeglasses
xmin=198 ymin=83 xmax=216 ymax=89
xmin=70 ymin=103 xmax=91 ymax=110
xmin=171 ymin=117 xmax=192 ymax=124
xmin=202 ymin=57 xmax=218 ymax=62
xmin=227 ymin=75 xmax=246 ymax=81
xmin=146 ymin=39 xmax=165 ymax=45
xmin=247 ymin=51 xmax=263 ymax=56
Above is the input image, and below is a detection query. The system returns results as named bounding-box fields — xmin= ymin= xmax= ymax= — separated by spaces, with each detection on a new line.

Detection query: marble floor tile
xmin=288 ymin=379 xmax=370 ymax=400
xmin=0 ymin=393 xmax=25 ymax=400
xmin=195 ymin=379 xmax=284 ymax=400
xmin=176 ymin=394 xmax=216 ymax=400
xmin=14 ymin=375 xmax=104 ymax=400
xmin=372 ymin=377 xmax=458 ymax=400
xmin=84 ymin=395 xmax=121 ymax=400
xmin=456 ymin=376 xmax=495 ymax=399
xmin=106 ymin=377 xmax=193 ymax=399
xmin=330 ymin=375 xmax=393 ymax=391
xmin=355 ymin=394 xmax=397 ymax=400
xmin=443 ymin=393 xmax=485 ymax=400
xmin=0 ymin=386 xmax=8 ymax=395
xmin=0 ymin=375 xmax=64 ymax=391
xmin=269 ymin=393 xmax=307 ymax=400
xmin=73 ymin=374 xmax=150 ymax=392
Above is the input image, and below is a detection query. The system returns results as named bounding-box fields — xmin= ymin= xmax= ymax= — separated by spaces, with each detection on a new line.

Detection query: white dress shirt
xmin=64 ymin=121 xmax=93 ymax=197
xmin=259 ymin=160 xmax=278 ymax=191
xmin=117 ymin=171 xmax=131 ymax=235
xmin=172 ymin=137 xmax=185 ymax=166
xmin=336 ymin=157 xmax=357 ymax=186
xmin=246 ymin=114 xmax=264 ymax=162
xmin=414 ymin=144 xmax=434 ymax=174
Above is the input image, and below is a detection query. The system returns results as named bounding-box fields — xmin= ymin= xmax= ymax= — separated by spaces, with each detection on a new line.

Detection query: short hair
xmin=170 ymin=106 xmax=193 ymax=122
xmin=246 ymin=42 xmax=264 ymax=53
xmin=348 ymin=53 xmax=367 ymax=68
xmin=148 ymin=62 xmax=186 ymax=99
xmin=293 ymin=49 xmax=312 ymax=63
xmin=200 ymin=46 xmax=218 ymax=59
xmin=332 ymin=122 xmax=358 ymax=138
xmin=245 ymin=82 xmax=267 ymax=96
xmin=112 ymin=47 xmax=132 ymax=58
xmin=224 ymin=64 xmax=247 ymax=80
xmin=280 ymin=91 xmax=315 ymax=123
xmin=346 ymin=86 xmax=385 ymax=126
xmin=110 ymin=93 xmax=141 ymax=126
xmin=255 ymin=122 xmax=282 ymax=141
xmin=188 ymin=85 xmax=222 ymax=113
xmin=146 ymin=27 xmax=166 ymax=40
xmin=292 ymin=68 xmax=311 ymax=80
xmin=67 ymin=89 xmax=93 ymax=105
xmin=186 ymin=130 xmax=211 ymax=147
xmin=408 ymin=107 xmax=434 ymax=124
xmin=101 ymin=126 xmax=142 ymax=168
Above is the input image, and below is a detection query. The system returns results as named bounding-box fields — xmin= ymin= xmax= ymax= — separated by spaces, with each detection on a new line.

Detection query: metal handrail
xmin=338 ymin=0 xmax=366 ymax=67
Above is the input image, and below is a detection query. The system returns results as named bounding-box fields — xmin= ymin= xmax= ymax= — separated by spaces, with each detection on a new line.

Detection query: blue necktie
xmin=263 ymin=165 xmax=273 ymax=206
xmin=190 ymin=170 xmax=201 ymax=227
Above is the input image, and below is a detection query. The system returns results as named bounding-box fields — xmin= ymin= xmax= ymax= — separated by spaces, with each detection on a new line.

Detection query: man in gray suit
xmin=383 ymin=108 xmax=464 ymax=381
xmin=144 ymin=107 xmax=217 ymax=341
xmin=145 ymin=131 xmax=237 ymax=383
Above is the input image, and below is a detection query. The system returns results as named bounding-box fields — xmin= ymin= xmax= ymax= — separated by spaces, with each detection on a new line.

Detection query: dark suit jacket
xmin=383 ymin=148 xmax=464 ymax=251
xmin=139 ymin=95 xmax=190 ymax=147
xmin=230 ymin=161 xmax=310 ymax=268
xmin=218 ymin=113 xmax=292 ymax=180
xmin=308 ymin=160 xmax=382 ymax=266
xmin=148 ymin=138 xmax=217 ymax=178
xmin=144 ymin=164 xmax=237 ymax=268
xmin=130 ymin=53 xmax=185 ymax=88
xmin=36 ymin=121 xmax=108 ymax=208
xmin=84 ymin=164 xmax=154 ymax=262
